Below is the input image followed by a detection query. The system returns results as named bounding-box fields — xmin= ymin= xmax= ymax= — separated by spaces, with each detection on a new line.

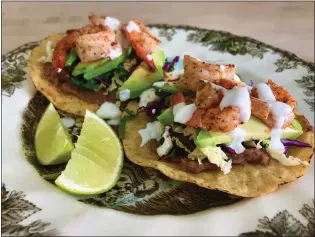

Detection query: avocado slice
xmin=72 ymin=47 xmax=132 ymax=78
xmin=83 ymin=47 xmax=132 ymax=80
xmin=117 ymin=50 xmax=165 ymax=100
xmin=195 ymin=117 xmax=303 ymax=148
xmin=157 ymin=108 xmax=174 ymax=125
xmin=72 ymin=58 xmax=110 ymax=76
xmin=153 ymin=81 xmax=188 ymax=94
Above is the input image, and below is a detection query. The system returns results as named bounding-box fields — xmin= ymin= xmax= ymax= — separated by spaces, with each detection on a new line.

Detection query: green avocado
xmin=117 ymin=50 xmax=165 ymax=100
xmin=72 ymin=47 xmax=132 ymax=78
xmin=153 ymin=82 xmax=188 ymax=94
xmin=157 ymin=108 xmax=174 ymax=125
xmin=195 ymin=117 xmax=303 ymax=148
xmin=72 ymin=58 xmax=110 ymax=76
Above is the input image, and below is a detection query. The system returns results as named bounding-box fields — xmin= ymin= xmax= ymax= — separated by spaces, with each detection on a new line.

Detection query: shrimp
xmin=75 ymin=27 xmax=119 ymax=62
xmin=191 ymin=80 xmax=244 ymax=132
xmin=52 ymin=14 xmax=123 ymax=68
xmin=186 ymin=106 xmax=242 ymax=132
xmin=176 ymin=55 xmax=236 ymax=91
xmin=250 ymin=96 xmax=270 ymax=120
xmin=52 ymin=30 xmax=78 ymax=69
xmin=251 ymin=79 xmax=297 ymax=128
xmin=195 ymin=79 xmax=245 ymax=109
xmin=124 ymin=19 xmax=161 ymax=71
xmin=196 ymin=81 xmax=224 ymax=109
xmin=196 ymin=80 xmax=272 ymax=121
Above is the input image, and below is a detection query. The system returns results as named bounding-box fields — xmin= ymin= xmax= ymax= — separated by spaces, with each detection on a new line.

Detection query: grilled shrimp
xmin=75 ymin=27 xmax=121 ymax=62
xmin=52 ymin=14 xmax=124 ymax=68
xmin=196 ymin=79 xmax=245 ymax=109
xmin=196 ymin=81 xmax=224 ymax=109
xmin=124 ymin=19 xmax=161 ymax=71
xmin=186 ymin=106 xmax=242 ymax=132
xmin=183 ymin=79 xmax=244 ymax=132
xmin=251 ymin=79 xmax=296 ymax=128
xmin=52 ymin=31 xmax=78 ymax=69
xmin=176 ymin=55 xmax=236 ymax=91
xmin=250 ymin=96 xmax=270 ymax=120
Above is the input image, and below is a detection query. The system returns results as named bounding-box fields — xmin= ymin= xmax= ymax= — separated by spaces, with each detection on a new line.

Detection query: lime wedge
xmin=55 ymin=110 xmax=123 ymax=195
xmin=35 ymin=103 xmax=74 ymax=165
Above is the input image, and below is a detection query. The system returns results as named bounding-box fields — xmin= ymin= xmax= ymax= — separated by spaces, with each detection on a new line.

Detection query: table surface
xmin=2 ymin=2 xmax=314 ymax=62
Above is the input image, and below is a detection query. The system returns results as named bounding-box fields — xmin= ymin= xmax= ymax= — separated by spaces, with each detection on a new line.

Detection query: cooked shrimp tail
xmin=52 ymin=31 xmax=77 ymax=69
xmin=124 ymin=19 xmax=160 ymax=71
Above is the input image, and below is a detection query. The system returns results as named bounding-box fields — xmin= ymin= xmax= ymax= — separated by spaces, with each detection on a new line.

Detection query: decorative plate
xmin=2 ymin=25 xmax=314 ymax=236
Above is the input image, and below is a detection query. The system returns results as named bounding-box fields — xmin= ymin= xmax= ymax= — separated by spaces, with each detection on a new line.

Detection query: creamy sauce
xmin=139 ymin=88 xmax=159 ymax=107
xmin=256 ymin=82 xmax=292 ymax=152
xmin=107 ymin=118 xmax=120 ymax=126
xmin=126 ymin=20 xmax=141 ymax=33
xmin=228 ymin=127 xmax=246 ymax=154
xmin=104 ymin=16 xmax=121 ymax=30
xmin=146 ymin=54 xmax=153 ymax=61
xmin=157 ymin=128 xmax=173 ymax=157
xmin=119 ymin=89 xmax=131 ymax=101
xmin=153 ymin=81 xmax=175 ymax=87
xmin=153 ymin=81 xmax=167 ymax=87
xmin=233 ymin=74 xmax=241 ymax=82
xmin=108 ymin=47 xmax=122 ymax=60
xmin=96 ymin=102 xmax=121 ymax=119
xmin=173 ymin=103 xmax=197 ymax=124
xmin=171 ymin=68 xmax=184 ymax=79
xmin=211 ymin=83 xmax=251 ymax=123
xmin=246 ymin=85 xmax=253 ymax=92
xmin=61 ymin=117 xmax=75 ymax=128
xmin=256 ymin=83 xmax=276 ymax=102
xmin=138 ymin=121 xmax=163 ymax=147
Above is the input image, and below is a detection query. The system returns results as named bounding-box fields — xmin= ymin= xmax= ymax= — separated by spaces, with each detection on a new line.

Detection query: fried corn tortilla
xmin=123 ymin=101 xmax=314 ymax=197
xmin=28 ymin=34 xmax=100 ymax=116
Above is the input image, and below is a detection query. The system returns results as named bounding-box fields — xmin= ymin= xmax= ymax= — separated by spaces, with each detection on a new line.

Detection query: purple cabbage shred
xmin=163 ymin=56 xmax=180 ymax=71
xmin=281 ymin=139 xmax=311 ymax=148
xmin=249 ymin=80 xmax=253 ymax=87
xmin=220 ymin=145 xmax=237 ymax=154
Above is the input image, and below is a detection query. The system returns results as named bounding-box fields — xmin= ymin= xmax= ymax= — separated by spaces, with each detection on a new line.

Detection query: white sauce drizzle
xmin=256 ymin=83 xmax=276 ymax=102
xmin=138 ymin=88 xmax=159 ymax=107
xmin=126 ymin=20 xmax=141 ymax=33
xmin=61 ymin=117 xmax=75 ymax=128
xmin=256 ymin=83 xmax=292 ymax=153
xmin=157 ymin=128 xmax=173 ymax=157
xmin=138 ymin=121 xmax=163 ymax=147
xmin=153 ymin=81 xmax=175 ymax=88
xmin=96 ymin=102 xmax=121 ymax=119
xmin=104 ymin=16 xmax=121 ymax=30
xmin=171 ymin=68 xmax=184 ymax=79
xmin=107 ymin=118 xmax=120 ymax=126
xmin=233 ymin=74 xmax=241 ymax=82
xmin=108 ymin=47 xmax=122 ymax=60
xmin=228 ymin=127 xmax=246 ymax=154
xmin=119 ymin=89 xmax=131 ymax=101
xmin=211 ymin=83 xmax=251 ymax=123
xmin=173 ymin=103 xmax=197 ymax=124
xmin=207 ymin=81 xmax=251 ymax=154
xmin=146 ymin=54 xmax=153 ymax=61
